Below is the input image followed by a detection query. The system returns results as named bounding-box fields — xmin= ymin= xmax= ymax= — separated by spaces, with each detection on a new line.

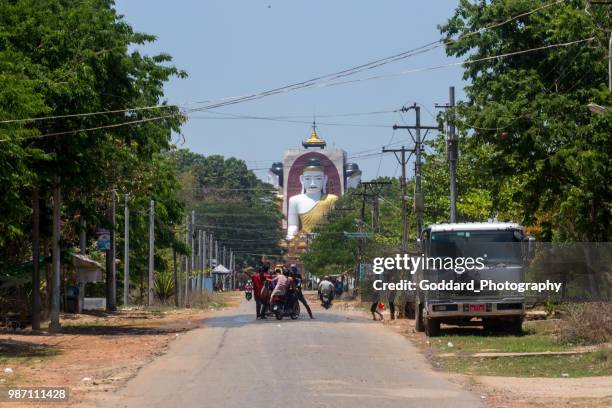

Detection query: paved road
xmin=93 ymin=297 xmax=483 ymax=408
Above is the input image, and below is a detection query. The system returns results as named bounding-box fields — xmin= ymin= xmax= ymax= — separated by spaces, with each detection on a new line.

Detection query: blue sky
xmin=115 ymin=1 xmax=466 ymax=181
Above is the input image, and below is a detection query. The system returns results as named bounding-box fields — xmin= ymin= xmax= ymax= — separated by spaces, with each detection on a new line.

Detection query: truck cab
xmin=415 ymin=222 xmax=531 ymax=336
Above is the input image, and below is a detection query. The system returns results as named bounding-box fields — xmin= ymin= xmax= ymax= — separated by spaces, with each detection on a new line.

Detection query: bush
xmin=558 ymin=302 xmax=612 ymax=345
xmin=154 ymin=272 xmax=175 ymax=302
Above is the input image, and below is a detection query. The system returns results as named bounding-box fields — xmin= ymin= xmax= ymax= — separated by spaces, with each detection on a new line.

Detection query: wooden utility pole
xmin=148 ymin=199 xmax=155 ymax=306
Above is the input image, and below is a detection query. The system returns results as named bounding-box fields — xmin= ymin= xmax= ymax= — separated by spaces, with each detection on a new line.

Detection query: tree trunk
xmin=31 ymin=188 xmax=41 ymax=331
xmin=49 ymin=178 xmax=61 ymax=333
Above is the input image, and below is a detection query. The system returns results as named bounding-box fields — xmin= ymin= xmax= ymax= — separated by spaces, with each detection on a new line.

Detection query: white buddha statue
xmin=344 ymin=162 xmax=362 ymax=190
xmin=286 ymin=158 xmax=338 ymax=240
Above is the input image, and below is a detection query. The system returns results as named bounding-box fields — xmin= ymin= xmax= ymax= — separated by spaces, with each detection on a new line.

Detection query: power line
xmin=0 ymin=113 xmax=181 ymax=142
xmin=0 ymin=0 xmax=567 ymax=126
xmin=189 ymin=111 xmax=390 ymax=128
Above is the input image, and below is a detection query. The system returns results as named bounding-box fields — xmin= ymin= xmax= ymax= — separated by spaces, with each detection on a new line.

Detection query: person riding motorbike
xmin=318 ymin=276 xmax=335 ymax=307
xmin=270 ymin=267 xmax=299 ymax=317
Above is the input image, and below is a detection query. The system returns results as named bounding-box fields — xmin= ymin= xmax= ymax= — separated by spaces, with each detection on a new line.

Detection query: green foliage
xmin=172 ymin=150 xmax=284 ymax=266
xmin=438 ymin=0 xmax=612 ymax=241
xmin=154 ymin=271 xmax=175 ymax=302
xmin=0 ymin=0 xmax=188 ymax=307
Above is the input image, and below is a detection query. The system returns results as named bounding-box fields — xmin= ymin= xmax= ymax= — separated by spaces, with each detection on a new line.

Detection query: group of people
xmin=244 ymin=264 xmax=314 ymax=320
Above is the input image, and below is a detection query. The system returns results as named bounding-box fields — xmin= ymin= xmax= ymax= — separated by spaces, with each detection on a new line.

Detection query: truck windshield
xmin=429 ymin=230 xmax=522 ymax=265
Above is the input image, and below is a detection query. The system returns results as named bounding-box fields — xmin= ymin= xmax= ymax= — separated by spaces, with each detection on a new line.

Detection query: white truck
xmin=414 ymin=222 xmax=533 ymax=336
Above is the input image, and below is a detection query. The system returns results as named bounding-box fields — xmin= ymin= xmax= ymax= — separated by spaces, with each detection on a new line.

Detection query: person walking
xmin=244 ymin=264 xmax=271 ymax=319
xmin=290 ymin=264 xmax=314 ymax=319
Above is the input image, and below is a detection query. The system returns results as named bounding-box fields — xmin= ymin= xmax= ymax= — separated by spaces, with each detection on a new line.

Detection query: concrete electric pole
xmin=148 ymin=199 xmax=155 ymax=306
xmin=124 ymin=194 xmax=129 ymax=306
xmin=436 ymin=86 xmax=459 ymax=222
xmin=390 ymin=104 xmax=438 ymax=239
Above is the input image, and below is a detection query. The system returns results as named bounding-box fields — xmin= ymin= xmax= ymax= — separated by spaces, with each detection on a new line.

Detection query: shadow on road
xmin=203 ymin=309 xmax=374 ymax=329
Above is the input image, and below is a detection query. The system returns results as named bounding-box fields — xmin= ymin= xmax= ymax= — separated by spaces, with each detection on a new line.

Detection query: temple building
xmin=268 ymin=122 xmax=361 ymax=261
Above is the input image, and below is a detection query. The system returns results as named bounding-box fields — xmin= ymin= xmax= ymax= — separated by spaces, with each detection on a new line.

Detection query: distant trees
xmin=172 ymin=150 xmax=284 ymax=267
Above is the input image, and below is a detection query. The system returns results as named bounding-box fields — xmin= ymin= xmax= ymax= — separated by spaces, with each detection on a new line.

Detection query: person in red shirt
xmin=245 ymin=264 xmax=272 ymax=319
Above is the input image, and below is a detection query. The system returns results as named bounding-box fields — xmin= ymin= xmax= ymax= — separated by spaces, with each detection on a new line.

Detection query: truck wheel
xmin=415 ymin=301 xmax=425 ymax=332
xmin=483 ymin=318 xmax=500 ymax=332
xmin=509 ymin=317 xmax=523 ymax=334
xmin=425 ymin=318 xmax=440 ymax=337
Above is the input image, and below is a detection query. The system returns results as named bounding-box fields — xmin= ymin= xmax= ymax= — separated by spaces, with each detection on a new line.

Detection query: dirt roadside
xmin=373 ymin=309 xmax=612 ymax=408
xmin=0 ymin=292 xmax=241 ymax=408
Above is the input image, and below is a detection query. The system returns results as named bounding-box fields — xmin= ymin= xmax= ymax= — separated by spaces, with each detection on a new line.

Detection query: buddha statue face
xmin=300 ymin=170 xmax=327 ymax=196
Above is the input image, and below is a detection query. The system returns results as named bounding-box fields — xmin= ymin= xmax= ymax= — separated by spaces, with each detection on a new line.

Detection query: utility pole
xmin=390 ymin=104 xmax=438 ymax=239
xmin=436 ymin=86 xmax=458 ymax=222
xmin=49 ymin=176 xmax=61 ymax=333
xmin=202 ymin=231 xmax=210 ymax=286
xmin=106 ymin=190 xmax=117 ymax=311
xmin=174 ymin=226 xmax=180 ymax=307
xmin=190 ymin=211 xmax=195 ymax=293
xmin=209 ymin=233 xmax=214 ymax=274
xmin=230 ymin=250 xmax=234 ymax=290
xmin=31 ymin=190 xmax=41 ymax=331
xmin=124 ymin=194 xmax=129 ymax=306
xmin=381 ymin=146 xmax=411 ymax=252
xmin=199 ymin=229 xmax=204 ymax=291
xmin=195 ymin=229 xmax=200 ymax=292
xmin=184 ymin=215 xmax=190 ymax=307
xmin=215 ymin=240 xmax=219 ymax=266
xmin=148 ymin=199 xmax=155 ymax=306
xmin=354 ymin=181 xmax=390 ymax=283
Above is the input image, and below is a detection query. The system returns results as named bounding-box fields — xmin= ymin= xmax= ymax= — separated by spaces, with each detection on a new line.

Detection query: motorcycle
xmin=245 ymin=289 xmax=252 ymax=301
xmin=271 ymin=292 xmax=300 ymax=320
xmin=320 ymin=292 xmax=332 ymax=309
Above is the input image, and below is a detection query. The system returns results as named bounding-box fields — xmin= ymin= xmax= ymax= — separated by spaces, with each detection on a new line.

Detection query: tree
xmin=172 ymin=150 xmax=284 ymax=267
xmin=0 ymin=0 xmax=187 ymax=327
xmin=439 ymin=0 xmax=612 ymax=241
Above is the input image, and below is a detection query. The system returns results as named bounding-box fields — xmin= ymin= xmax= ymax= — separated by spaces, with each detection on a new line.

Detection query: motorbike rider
xmin=318 ymin=276 xmax=335 ymax=306
xmin=290 ymin=264 xmax=314 ymax=319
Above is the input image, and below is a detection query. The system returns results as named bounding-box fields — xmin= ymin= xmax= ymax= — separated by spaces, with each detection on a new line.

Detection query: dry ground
xmin=0 ymin=292 xmax=241 ymax=408
xmin=372 ymin=306 xmax=612 ymax=408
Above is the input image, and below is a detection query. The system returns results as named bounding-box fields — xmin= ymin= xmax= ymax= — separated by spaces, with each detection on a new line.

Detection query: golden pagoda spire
xmin=302 ymin=118 xmax=326 ymax=149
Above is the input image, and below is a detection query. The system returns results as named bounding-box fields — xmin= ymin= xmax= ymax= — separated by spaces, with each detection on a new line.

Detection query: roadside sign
xmin=96 ymin=229 xmax=110 ymax=251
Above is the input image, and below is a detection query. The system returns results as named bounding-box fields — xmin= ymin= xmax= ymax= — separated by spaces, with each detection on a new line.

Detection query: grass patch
xmin=429 ymin=321 xmax=571 ymax=353
xmin=438 ymin=348 xmax=612 ymax=377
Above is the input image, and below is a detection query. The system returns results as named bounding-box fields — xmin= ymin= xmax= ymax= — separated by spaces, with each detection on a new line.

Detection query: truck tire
xmin=425 ymin=318 xmax=440 ymax=337
xmin=415 ymin=300 xmax=425 ymax=332
xmin=509 ymin=317 xmax=523 ymax=334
